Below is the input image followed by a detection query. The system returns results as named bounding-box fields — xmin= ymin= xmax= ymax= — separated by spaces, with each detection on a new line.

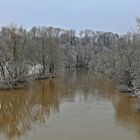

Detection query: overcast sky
xmin=0 ymin=0 xmax=140 ymax=34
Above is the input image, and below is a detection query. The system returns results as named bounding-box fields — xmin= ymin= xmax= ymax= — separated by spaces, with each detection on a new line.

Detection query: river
xmin=0 ymin=70 xmax=140 ymax=140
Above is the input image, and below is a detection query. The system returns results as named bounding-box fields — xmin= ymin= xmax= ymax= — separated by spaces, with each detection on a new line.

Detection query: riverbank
xmin=0 ymin=69 xmax=139 ymax=100
xmin=0 ymin=73 xmax=56 ymax=90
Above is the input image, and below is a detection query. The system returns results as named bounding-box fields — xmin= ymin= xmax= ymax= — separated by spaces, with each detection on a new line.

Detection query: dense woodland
xmin=1 ymin=19 xmax=140 ymax=90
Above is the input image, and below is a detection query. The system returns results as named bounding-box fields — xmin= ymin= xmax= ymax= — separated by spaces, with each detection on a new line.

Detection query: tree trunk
xmin=0 ymin=62 xmax=5 ymax=79
xmin=42 ymin=38 xmax=46 ymax=75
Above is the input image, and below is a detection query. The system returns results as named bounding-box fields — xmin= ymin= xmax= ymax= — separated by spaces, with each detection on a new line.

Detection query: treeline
xmin=0 ymin=19 xmax=140 ymax=90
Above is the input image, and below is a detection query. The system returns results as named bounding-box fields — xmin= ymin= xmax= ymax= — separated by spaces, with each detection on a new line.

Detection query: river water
xmin=0 ymin=70 xmax=140 ymax=140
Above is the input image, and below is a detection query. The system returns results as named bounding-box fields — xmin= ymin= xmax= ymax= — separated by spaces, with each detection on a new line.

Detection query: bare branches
xmin=0 ymin=22 xmax=140 ymax=90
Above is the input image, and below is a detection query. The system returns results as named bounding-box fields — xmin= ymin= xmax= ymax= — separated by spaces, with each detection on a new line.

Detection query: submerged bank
xmin=0 ymin=68 xmax=140 ymax=101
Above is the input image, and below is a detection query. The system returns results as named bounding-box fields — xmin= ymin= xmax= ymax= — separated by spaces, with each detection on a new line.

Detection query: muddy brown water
xmin=0 ymin=70 xmax=140 ymax=140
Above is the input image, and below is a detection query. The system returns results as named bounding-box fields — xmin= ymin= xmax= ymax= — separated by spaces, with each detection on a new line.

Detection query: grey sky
xmin=0 ymin=0 xmax=140 ymax=34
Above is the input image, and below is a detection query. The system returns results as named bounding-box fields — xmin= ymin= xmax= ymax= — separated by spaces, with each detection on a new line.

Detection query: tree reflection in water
xmin=0 ymin=79 xmax=64 ymax=139
xmin=0 ymin=70 xmax=140 ymax=139
xmin=0 ymin=70 xmax=107 ymax=139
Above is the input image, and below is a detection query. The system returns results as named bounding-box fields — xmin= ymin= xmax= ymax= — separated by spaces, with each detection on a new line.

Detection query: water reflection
xmin=114 ymin=94 xmax=140 ymax=135
xmin=0 ymin=70 xmax=140 ymax=140
xmin=0 ymin=79 xmax=62 ymax=139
